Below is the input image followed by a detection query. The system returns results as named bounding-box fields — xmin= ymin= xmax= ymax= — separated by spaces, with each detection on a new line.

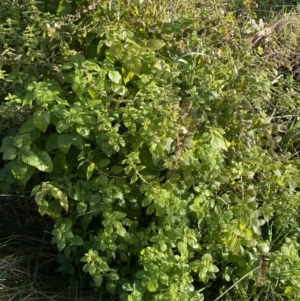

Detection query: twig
xmin=213 ymin=267 xmax=259 ymax=301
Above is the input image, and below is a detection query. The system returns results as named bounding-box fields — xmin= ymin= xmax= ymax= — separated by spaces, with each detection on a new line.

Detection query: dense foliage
xmin=1 ymin=0 xmax=300 ymax=300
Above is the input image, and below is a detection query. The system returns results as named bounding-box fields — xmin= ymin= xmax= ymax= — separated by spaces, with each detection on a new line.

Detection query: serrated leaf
xmin=110 ymin=43 xmax=123 ymax=59
xmin=33 ymin=111 xmax=50 ymax=132
xmin=37 ymin=151 xmax=53 ymax=172
xmin=21 ymin=149 xmax=40 ymax=167
xmin=13 ymin=134 xmax=31 ymax=149
xmin=211 ymin=135 xmax=227 ymax=151
xmin=108 ymin=70 xmax=121 ymax=84
xmin=124 ymin=56 xmax=142 ymax=74
xmin=145 ymin=39 xmax=166 ymax=50
xmin=57 ymin=134 xmax=72 ymax=154
xmin=84 ymin=60 xmax=100 ymax=72
xmin=3 ymin=147 xmax=17 ymax=160
xmin=18 ymin=117 xmax=36 ymax=133
xmin=11 ymin=157 xmax=35 ymax=185
xmin=0 ymin=137 xmax=14 ymax=152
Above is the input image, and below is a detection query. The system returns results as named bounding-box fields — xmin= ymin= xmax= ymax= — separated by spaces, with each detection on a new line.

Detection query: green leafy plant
xmin=1 ymin=0 xmax=300 ymax=300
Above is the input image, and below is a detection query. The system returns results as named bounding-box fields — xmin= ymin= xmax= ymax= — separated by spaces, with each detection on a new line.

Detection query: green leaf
xmin=130 ymin=173 xmax=138 ymax=184
xmin=57 ymin=0 xmax=72 ymax=16
xmin=122 ymin=282 xmax=134 ymax=292
xmin=124 ymin=56 xmax=142 ymax=74
xmin=71 ymin=134 xmax=84 ymax=150
xmin=45 ymin=133 xmax=59 ymax=152
xmin=57 ymin=134 xmax=72 ymax=154
xmin=147 ymin=281 xmax=158 ymax=292
xmin=113 ymin=211 xmax=127 ymax=220
xmin=36 ymin=151 xmax=53 ymax=172
xmin=119 ymin=293 xmax=129 ymax=301
xmin=84 ymin=60 xmax=100 ymax=72
xmin=35 ymin=191 xmax=44 ymax=203
xmin=178 ymin=242 xmax=187 ymax=254
xmin=51 ymin=187 xmax=68 ymax=212
xmin=0 ymin=137 xmax=14 ymax=152
xmin=110 ymin=165 xmax=123 ymax=174
xmin=47 ymin=201 xmax=62 ymax=220
xmin=71 ymin=235 xmax=84 ymax=246
xmin=146 ymin=204 xmax=155 ymax=215
xmin=77 ymin=202 xmax=87 ymax=215
xmin=64 ymin=218 xmax=73 ymax=231
xmin=11 ymin=158 xmax=35 ymax=185
xmin=142 ymin=197 xmax=151 ymax=207
xmin=106 ymin=280 xmax=117 ymax=294
xmin=211 ymin=135 xmax=227 ymax=150
xmin=18 ymin=149 xmax=34 ymax=168
xmin=108 ymin=70 xmax=122 ymax=84
xmin=89 ymin=193 xmax=101 ymax=206
xmin=93 ymin=274 xmax=103 ymax=287
xmin=57 ymin=238 xmax=66 ymax=252
xmin=122 ymin=70 xmax=135 ymax=85
xmin=13 ymin=134 xmax=31 ymax=149
xmin=99 ymin=158 xmax=111 ymax=168
xmin=110 ymin=43 xmax=124 ymax=59
xmin=69 ymin=54 xmax=85 ymax=64
xmin=76 ymin=126 xmax=90 ymax=137
xmin=97 ymin=40 xmax=104 ymax=54
xmin=145 ymin=39 xmax=166 ymax=50
xmin=36 ymin=199 xmax=49 ymax=216
xmin=87 ymin=162 xmax=95 ymax=180
xmin=258 ymin=241 xmax=270 ymax=253
xmin=98 ymin=261 xmax=109 ymax=271
xmin=33 ymin=111 xmax=50 ymax=132
xmin=18 ymin=117 xmax=36 ymax=133
xmin=64 ymin=230 xmax=74 ymax=239
xmin=3 ymin=147 xmax=17 ymax=160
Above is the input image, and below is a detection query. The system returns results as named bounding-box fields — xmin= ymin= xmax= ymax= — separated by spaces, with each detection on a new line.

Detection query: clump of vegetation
xmin=1 ymin=0 xmax=300 ymax=300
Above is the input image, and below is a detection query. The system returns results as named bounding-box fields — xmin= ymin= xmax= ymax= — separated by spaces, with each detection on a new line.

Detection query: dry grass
xmin=0 ymin=197 xmax=98 ymax=301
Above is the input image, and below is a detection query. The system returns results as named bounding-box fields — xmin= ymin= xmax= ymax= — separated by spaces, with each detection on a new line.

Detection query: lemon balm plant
xmin=1 ymin=0 xmax=300 ymax=300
